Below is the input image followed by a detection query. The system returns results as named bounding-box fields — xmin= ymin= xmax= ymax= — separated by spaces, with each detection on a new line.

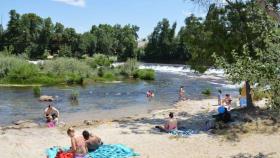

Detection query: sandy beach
xmin=0 ymin=99 xmax=279 ymax=158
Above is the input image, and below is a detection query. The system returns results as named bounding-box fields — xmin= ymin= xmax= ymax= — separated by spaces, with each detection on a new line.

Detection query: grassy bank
xmin=0 ymin=54 xmax=155 ymax=86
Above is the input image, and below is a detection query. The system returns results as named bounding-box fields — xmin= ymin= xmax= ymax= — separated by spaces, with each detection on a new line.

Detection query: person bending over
xmin=44 ymin=104 xmax=60 ymax=124
xmin=156 ymin=112 xmax=178 ymax=132
xmin=82 ymin=130 xmax=103 ymax=152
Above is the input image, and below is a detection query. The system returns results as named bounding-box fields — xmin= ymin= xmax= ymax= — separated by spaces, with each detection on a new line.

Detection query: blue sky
xmin=0 ymin=0 xmax=207 ymax=39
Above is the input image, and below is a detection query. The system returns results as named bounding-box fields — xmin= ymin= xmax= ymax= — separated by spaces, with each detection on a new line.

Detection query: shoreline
xmin=1 ymin=98 xmax=280 ymax=158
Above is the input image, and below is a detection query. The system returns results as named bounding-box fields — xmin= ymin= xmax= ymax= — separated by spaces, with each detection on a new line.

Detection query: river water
xmin=0 ymin=63 xmax=240 ymax=125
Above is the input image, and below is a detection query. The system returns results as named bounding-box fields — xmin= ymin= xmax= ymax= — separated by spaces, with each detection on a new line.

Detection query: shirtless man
xmin=156 ymin=112 xmax=178 ymax=132
xmin=82 ymin=130 xmax=103 ymax=152
xmin=44 ymin=105 xmax=60 ymax=124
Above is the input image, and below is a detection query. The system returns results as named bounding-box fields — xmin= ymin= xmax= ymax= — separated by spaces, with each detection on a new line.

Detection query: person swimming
xmin=146 ymin=90 xmax=154 ymax=98
xmin=44 ymin=104 xmax=60 ymax=124
xmin=82 ymin=130 xmax=103 ymax=152
xmin=155 ymin=112 xmax=178 ymax=132
xmin=67 ymin=127 xmax=87 ymax=158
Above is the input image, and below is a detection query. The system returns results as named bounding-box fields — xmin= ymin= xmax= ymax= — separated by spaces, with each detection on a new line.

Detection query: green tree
xmin=145 ymin=18 xmax=179 ymax=63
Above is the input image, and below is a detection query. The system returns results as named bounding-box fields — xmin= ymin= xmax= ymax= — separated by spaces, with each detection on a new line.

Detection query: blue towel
xmin=86 ymin=144 xmax=139 ymax=158
xmin=169 ymin=129 xmax=198 ymax=137
xmin=46 ymin=144 xmax=139 ymax=158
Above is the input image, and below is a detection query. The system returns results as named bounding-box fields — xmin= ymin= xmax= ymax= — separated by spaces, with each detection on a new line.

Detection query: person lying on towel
xmin=155 ymin=112 xmax=178 ymax=132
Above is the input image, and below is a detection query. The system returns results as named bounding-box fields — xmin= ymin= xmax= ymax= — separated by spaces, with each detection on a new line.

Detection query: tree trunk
xmin=245 ymin=81 xmax=253 ymax=108
xmin=256 ymin=0 xmax=280 ymax=22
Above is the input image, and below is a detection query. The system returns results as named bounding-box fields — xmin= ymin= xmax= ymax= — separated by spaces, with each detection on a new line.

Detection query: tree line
xmin=0 ymin=10 xmax=139 ymax=61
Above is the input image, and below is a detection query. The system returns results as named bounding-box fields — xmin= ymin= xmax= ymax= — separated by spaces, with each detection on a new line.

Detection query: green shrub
xmin=133 ymin=69 xmax=155 ymax=80
xmin=85 ymin=54 xmax=115 ymax=68
xmin=42 ymin=58 xmax=91 ymax=84
xmin=252 ymin=89 xmax=271 ymax=101
xmin=33 ymin=86 xmax=41 ymax=96
xmin=119 ymin=58 xmax=139 ymax=77
xmin=7 ymin=62 xmax=40 ymax=83
xmin=70 ymin=89 xmax=79 ymax=101
xmin=103 ymin=71 xmax=116 ymax=81
xmin=202 ymin=88 xmax=211 ymax=96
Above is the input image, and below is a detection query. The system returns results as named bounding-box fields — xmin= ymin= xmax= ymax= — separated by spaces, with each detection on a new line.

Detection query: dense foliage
xmin=0 ymin=53 xmax=155 ymax=85
xmin=143 ymin=19 xmax=190 ymax=63
xmin=0 ymin=10 xmax=139 ymax=61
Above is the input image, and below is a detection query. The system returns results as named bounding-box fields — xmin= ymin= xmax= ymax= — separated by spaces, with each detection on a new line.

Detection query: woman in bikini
xmin=67 ymin=127 xmax=87 ymax=158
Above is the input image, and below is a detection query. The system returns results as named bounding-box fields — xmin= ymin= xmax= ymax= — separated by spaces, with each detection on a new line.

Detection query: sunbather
xmin=67 ymin=127 xmax=87 ymax=158
xmin=155 ymin=112 xmax=178 ymax=132
xmin=82 ymin=130 xmax=103 ymax=152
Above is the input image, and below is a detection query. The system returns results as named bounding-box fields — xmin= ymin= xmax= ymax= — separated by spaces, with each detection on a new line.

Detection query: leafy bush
xmin=33 ymin=86 xmax=41 ymax=96
xmin=70 ymin=89 xmax=79 ymax=101
xmin=119 ymin=58 xmax=139 ymax=77
xmin=201 ymin=88 xmax=211 ymax=96
xmin=85 ymin=54 xmax=115 ymax=68
xmin=7 ymin=62 xmax=40 ymax=83
xmin=42 ymin=58 xmax=92 ymax=84
xmin=103 ymin=71 xmax=116 ymax=81
xmin=133 ymin=69 xmax=155 ymax=80
xmin=252 ymin=89 xmax=271 ymax=101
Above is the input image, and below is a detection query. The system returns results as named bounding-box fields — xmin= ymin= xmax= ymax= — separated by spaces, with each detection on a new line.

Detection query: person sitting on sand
xmin=44 ymin=104 xmax=60 ymax=124
xmin=223 ymin=94 xmax=232 ymax=110
xmin=179 ymin=86 xmax=186 ymax=101
xmin=155 ymin=112 xmax=178 ymax=132
xmin=67 ymin=127 xmax=87 ymax=158
xmin=212 ymin=106 xmax=231 ymax=123
xmin=82 ymin=130 xmax=103 ymax=152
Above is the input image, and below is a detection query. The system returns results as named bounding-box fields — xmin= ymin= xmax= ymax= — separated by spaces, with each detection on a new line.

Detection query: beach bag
xmin=55 ymin=151 xmax=74 ymax=158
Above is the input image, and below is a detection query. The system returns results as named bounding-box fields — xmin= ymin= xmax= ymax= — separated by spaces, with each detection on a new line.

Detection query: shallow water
xmin=0 ymin=63 xmax=239 ymax=125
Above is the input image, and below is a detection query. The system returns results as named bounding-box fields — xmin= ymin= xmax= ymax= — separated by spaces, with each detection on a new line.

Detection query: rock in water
xmin=39 ymin=95 xmax=54 ymax=102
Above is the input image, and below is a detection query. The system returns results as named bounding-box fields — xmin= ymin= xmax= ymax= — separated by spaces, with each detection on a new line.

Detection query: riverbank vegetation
xmin=0 ymin=53 xmax=155 ymax=85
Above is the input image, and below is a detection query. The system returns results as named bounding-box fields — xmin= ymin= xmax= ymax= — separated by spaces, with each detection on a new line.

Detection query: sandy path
xmin=0 ymin=99 xmax=279 ymax=158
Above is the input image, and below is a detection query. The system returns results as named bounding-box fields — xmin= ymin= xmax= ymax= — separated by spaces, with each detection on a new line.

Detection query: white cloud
xmin=53 ymin=0 xmax=86 ymax=7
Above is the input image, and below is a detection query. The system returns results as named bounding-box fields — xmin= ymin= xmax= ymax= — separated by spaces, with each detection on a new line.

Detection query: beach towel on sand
xmin=46 ymin=144 xmax=139 ymax=158
xmin=169 ymin=129 xmax=198 ymax=137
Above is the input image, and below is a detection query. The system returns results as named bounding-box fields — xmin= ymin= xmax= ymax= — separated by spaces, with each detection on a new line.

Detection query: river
xmin=0 ymin=63 xmax=240 ymax=125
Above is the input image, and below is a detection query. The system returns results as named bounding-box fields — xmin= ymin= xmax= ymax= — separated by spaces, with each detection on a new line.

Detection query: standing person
xmin=179 ymin=86 xmax=186 ymax=101
xmin=44 ymin=104 xmax=60 ymax=124
xmin=67 ymin=127 xmax=87 ymax=158
xmin=82 ymin=130 xmax=103 ymax=152
xmin=218 ymin=90 xmax=222 ymax=105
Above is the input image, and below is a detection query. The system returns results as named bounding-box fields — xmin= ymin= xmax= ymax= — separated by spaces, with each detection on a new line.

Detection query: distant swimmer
xmin=146 ymin=90 xmax=155 ymax=98
xmin=179 ymin=86 xmax=186 ymax=101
